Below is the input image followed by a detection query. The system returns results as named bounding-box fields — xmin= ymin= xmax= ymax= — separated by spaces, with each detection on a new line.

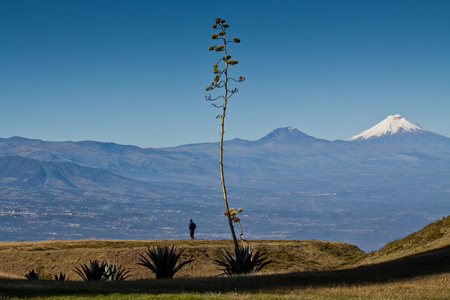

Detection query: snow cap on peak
xmin=267 ymin=127 xmax=301 ymax=136
xmin=348 ymin=114 xmax=425 ymax=141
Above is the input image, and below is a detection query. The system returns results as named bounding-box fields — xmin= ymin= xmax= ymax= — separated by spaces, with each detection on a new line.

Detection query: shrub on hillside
xmin=25 ymin=269 xmax=40 ymax=280
xmin=104 ymin=262 xmax=131 ymax=281
xmin=137 ymin=245 xmax=193 ymax=279
xmin=214 ymin=244 xmax=272 ymax=275
xmin=54 ymin=272 xmax=68 ymax=281
xmin=74 ymin=259 xmax=130 ymax=281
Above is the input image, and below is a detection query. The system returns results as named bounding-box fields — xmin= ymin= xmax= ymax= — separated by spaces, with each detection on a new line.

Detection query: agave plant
xmin=214 ymin=244 xmax=272 ymax=275
xmin=54 ymin=272 xmax=68 ymax=281
xmin=74 ymin=259 xmax=110 ymax=281
xmin=104 ymin=262 xmax=131 ymax=281
xmin=25 ymin=269 xmax=40 ymax=280
xmin=137 ymin=245 xmax=193 ymax=279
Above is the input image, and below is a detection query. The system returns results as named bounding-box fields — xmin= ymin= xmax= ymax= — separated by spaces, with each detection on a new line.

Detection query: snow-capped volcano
xmin=348 ymin=114 xmax=426 ymax=141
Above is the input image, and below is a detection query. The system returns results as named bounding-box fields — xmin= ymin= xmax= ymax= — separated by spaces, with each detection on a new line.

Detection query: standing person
xmin=189 ymin=219 xmax=196 ymax=240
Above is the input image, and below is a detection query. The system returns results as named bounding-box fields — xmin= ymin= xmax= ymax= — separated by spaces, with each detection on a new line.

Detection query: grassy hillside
xmin=0 ymin=243 xmax=448 ymax=299
xmin=359 ymin=215 xmax=450 ymax=265
xmin=0 ymin=239 xmax=363 ymax=280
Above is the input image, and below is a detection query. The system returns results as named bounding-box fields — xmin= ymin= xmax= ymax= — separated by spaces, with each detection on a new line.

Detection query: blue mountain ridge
xmin=0 ymin=117 xmax=449 ymax=251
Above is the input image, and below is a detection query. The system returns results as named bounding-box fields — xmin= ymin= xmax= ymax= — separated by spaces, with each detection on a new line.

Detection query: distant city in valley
xmin=1 ymin=115 xmax=449 ymax=252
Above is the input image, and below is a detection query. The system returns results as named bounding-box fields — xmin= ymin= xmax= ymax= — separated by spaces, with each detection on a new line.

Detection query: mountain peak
xmin=348 ymin=114 xmax=426 ymax=141
xmin=258 ymin=127 xmax=319 ymax=145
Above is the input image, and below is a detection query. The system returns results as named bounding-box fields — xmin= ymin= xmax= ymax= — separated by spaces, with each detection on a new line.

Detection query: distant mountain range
xmin=1 ymin=114 xmax=448 ymax=186
xmin=0 ymin=114 xmax=449 ymax=251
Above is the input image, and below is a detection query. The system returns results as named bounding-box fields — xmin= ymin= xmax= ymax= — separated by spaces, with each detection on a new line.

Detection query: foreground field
xmin=0 ymin=244 xmax=449 ymax=299
xmin=0 ymin=216 xmax=449 ymax=299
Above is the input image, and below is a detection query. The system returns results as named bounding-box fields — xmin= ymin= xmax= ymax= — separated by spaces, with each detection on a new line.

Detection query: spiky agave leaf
xmin=137 ymin=245 xmax=193 ymax=279
xmin=25 ymin=269 xmax=40 ymax=280
xmin=214 ymin=245 xmax=272 ymax=275
xmin=104 ymin=262 xmax=131 ymax=281
xmin=214 ymin=248 xmax=239 ymax=275
xmin=74 ymin=262 xmax=89 ymax=281
xmin=249 ymin=247 xmax=272 ymax=272
xmin=74 ymin=259 xmax=110 ymax=281
xmin=54 ymin=272 xmax=68 ymax=281
xmin=114 ymin=267 xmax=131 ymax=280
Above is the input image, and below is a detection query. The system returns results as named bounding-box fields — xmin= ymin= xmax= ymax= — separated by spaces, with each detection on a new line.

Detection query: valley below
xmin=0 ymin=183 xmax=447 ymax=252
xmin=1 ymin=115 xmax=449 ymax=252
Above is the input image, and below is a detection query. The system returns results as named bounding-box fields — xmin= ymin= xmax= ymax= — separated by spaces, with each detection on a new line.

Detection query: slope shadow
xmin=284 ymin=244 xmax=450 ymax=286
xmin=179 ymin=244 xmax=450 ymax=292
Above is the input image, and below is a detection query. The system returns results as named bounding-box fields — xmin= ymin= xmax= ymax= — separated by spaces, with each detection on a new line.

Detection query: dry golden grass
xmin=359 ymin=216 xmax=450 ymax=266
xmin=0 ymin=244 xmax=448 ymax=299
xmin=0 ymin=239 xmax=364 ymax=281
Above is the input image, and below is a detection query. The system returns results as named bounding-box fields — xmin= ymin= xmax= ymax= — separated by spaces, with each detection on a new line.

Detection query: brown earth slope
xmin=0 ymin=239 xmax=363 ymax=280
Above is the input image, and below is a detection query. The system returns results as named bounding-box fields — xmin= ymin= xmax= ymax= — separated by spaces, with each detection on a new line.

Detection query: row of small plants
xmin=25 ymin=260 xmax=130 ymax=281
xmin=24 ymin=244 xmax=271 ymax=281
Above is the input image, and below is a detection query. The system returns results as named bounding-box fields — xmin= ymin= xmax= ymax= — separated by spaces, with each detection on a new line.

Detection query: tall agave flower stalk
xmin=205 ymin=17 xmax=245 ymax=250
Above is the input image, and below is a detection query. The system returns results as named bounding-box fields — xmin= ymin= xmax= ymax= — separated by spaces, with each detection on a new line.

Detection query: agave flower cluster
xmin=205 ymin=17 xmax=245 ymax=99
xmin=224 ymin=207 xmax=245 ymax=240
xmin=224 ymin=207 xmax=243 ymax=223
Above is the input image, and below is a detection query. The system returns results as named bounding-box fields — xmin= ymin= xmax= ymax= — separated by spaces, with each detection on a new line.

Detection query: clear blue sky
xmin=1 ymin=0 xmax=449 ymax=147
